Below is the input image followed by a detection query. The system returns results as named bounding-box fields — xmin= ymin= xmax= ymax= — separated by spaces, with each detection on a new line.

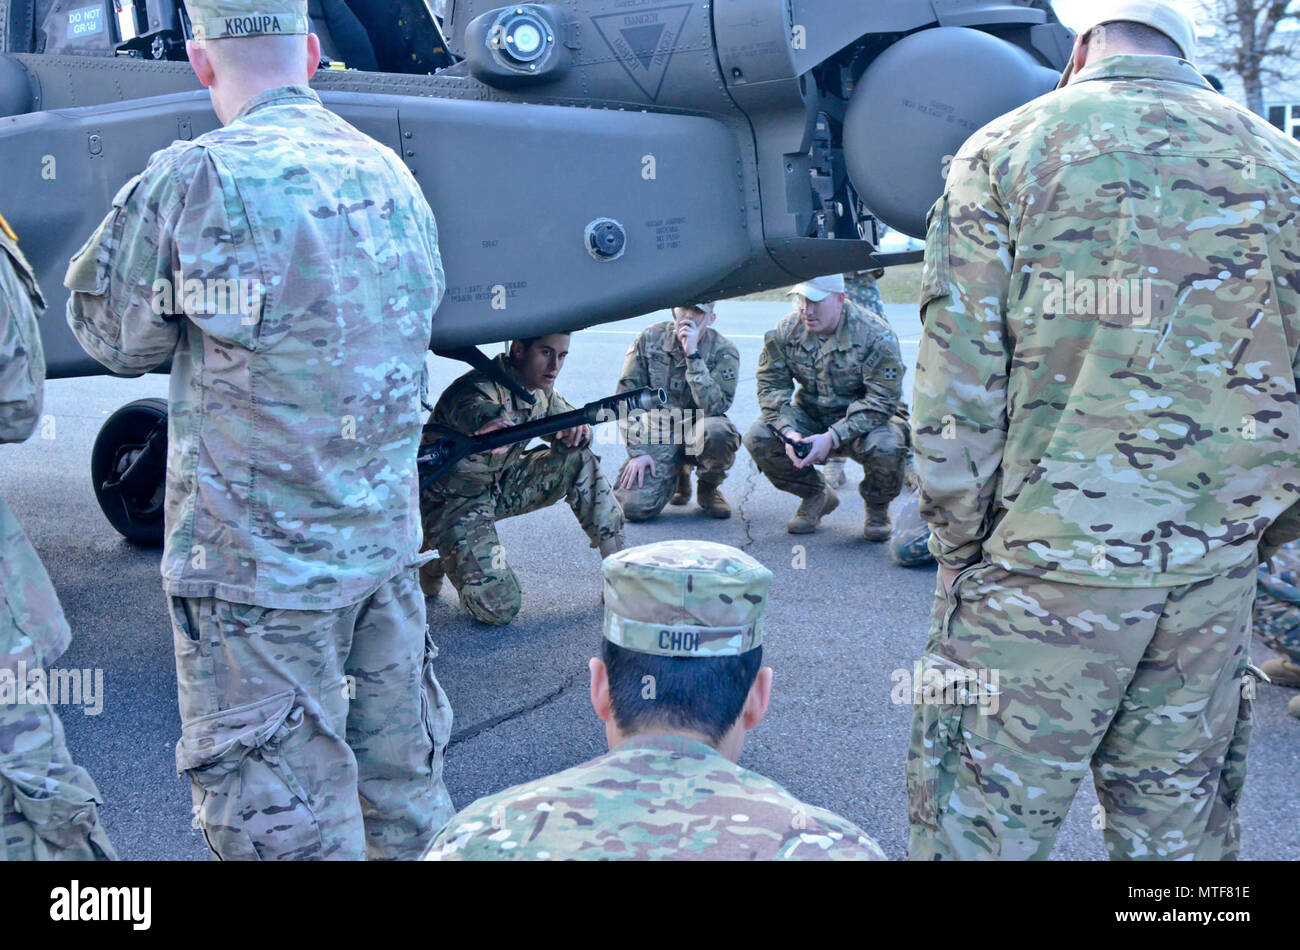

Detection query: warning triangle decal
xmin=591 ymin=3 xmax=694 ymax=102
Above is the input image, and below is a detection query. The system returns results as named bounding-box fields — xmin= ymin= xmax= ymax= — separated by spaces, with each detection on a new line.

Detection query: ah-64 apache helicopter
xmin=0 ymin=0 xmax=1069 ymax=543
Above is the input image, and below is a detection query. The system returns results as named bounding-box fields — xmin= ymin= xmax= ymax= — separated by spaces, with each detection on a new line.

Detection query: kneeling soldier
xmin=614 ymin=304 xmax=741 ymax=521
xmin=744 ymin=275 xmax=907 ymax=539
xmin=425 ymin=540 xmax=886 ymax=860
xmin=420 ymin=333 xmax=624 ymax=625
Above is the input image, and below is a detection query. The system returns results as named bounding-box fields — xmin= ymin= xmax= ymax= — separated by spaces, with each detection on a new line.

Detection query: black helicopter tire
xmin=90 ymin=397 xmax=169 ymax=547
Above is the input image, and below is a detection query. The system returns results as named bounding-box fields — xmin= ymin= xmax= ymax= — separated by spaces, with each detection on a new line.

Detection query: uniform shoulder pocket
xmin=919 ymin=195 xmax=951 ymax=315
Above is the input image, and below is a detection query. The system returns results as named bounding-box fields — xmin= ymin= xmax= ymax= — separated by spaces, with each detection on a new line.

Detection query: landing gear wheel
xmin=91 ymin=398 xmax=168 ymax=547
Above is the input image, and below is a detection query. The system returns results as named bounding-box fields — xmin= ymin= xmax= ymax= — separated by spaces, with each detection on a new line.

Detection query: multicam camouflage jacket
xmin=756 ymin=300 xmax=904 ymax=445
xmin=424 ymin=734 xmax=887 ymax=860
xmin=1 ymin=218 xmax=72 ymax=663
xmin=615 ymin=321 xmax=739 ymax=451
xmin=65 ymin=85 xmax=444 ymax=609
xmin=423 ymin=352 xmax=580 ymax=497
xmin=912 ymin=54 xmax=1300 ymax=583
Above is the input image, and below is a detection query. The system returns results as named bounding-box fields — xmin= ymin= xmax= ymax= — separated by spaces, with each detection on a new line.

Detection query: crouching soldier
xmin=614 ymin=304 xmax=741 ymax=521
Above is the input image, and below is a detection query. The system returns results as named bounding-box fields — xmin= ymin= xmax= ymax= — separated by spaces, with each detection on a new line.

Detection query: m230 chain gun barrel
xmin=417 ymin=387 xmax=667 ymax=489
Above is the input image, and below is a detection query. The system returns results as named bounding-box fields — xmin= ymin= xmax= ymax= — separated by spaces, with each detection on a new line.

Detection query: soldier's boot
xmin=419 ymin=553 xmax=445 ymax=596
xmin=824 ymin=457 xmax=847 ymax=488
xmin=696 ymin=479 xmax=731 ymax=519
xmin=1261 ymin=657 xmax=1300 ymax=688
xmin=1289 ymin=695 xmax=1300 ymax=720
xmin=597 ymin=533 xmax=626 ymax=604
xmin=864 ymin=503 xmax=892 ymax=542
xmin=669 ymin=467 xmax=692 ymax=506
xmin=787 ymin=486 xmax=839 ymax=534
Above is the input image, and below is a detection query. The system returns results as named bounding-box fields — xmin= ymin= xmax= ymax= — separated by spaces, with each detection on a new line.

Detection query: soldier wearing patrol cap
xmin=744 ymin=274 xmax=909 ymax=539
xmin=909 ymin=0 xmax=1300 ymax=859
xmin=613 ymin=302 xmax=742 ymax=521
xmin=1 ymin=211 xmax=117 ymax=860
xmin=425 ymin=540 xmax=885 ymax=860
xmin=66 ymin=0 xmax=453 ymax=859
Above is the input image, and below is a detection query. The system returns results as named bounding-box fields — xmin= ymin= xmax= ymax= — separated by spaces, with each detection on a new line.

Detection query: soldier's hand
xmin=557 ymin=424 xmax=591 ymax=448
xmin=676 ymin=319 xmax=701 ymax=355
xmin=620 ymin=455 xmax=657 ymax=489
xmin=794 ymin=431 xmax=834 ymax=468
xmin=474 ymin=417 xmax=513 ymax=456
xmin=782 ymin=429 xmax=805 ymax=467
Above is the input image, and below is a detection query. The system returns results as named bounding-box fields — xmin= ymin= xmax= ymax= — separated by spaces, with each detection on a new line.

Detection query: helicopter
xmin=0 ymin=0 xmax=1070 ymax=544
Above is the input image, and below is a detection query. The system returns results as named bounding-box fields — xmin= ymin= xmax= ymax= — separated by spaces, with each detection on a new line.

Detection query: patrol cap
xmin=789 ymin=274 xmax=845 ymax=302
xmin=1056 ymin=0 xmax=1198 ymax=89
xmin=185 ymin=0 xmax=310 ymax=41
xmin=602 ymin=540 xmax=772 ymax=658
xmin=687 ymin=302 xmax=715 ymax=314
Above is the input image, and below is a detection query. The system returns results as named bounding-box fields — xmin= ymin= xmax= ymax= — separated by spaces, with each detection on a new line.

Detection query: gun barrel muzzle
xmin=637 ymin=388 xmax=667 ymax=412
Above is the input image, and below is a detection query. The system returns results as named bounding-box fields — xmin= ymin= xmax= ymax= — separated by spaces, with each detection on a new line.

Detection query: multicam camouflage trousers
xmin=423 ymin=444 xmax=623 ymax=626
xmin=614 ymin=415 xmax=741 ymax=521
xmin=907 ymin=559 xmax=1258 ymax=860
xmin=170 ymin=568 xmax=453 ymax=860
xmin=743 ymin=407 xmax=907 ymax=505
xmin=1 ymin=642 xmax=117 ymax=860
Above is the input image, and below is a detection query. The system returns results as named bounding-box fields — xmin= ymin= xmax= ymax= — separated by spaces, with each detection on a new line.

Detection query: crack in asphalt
xmin=734 ymin=458 xmax=761 ymax=552
xmin=448 ymin=665 xmax=587 ymax=747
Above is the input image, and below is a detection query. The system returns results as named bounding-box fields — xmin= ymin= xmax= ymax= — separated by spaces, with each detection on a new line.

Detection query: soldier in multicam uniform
xmin=425 ymin=540 xmax=885 ymax=860
xmin=908 ymin=0 xmax=1300 ymax=860
xmin=613 ymin=303 xmax=741 ymax=521
xmin=744 ymin=274 xmax=908 ymax=539
xmin=0 ymin=212 xmax=117 ymax=860
xmin=843 ymin=268 xmax=885 ymax=317
xmin=419 ymin=332 xmax=625 ymax=626
xmin=65 ymin=0 xmax=453 ymax=859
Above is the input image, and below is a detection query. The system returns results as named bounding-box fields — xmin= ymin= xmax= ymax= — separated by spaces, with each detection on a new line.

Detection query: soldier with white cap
xmin=425 ymin=540 xmax=886 ymax=861
xmin=744 ymin=274 xmax=909 ymax=538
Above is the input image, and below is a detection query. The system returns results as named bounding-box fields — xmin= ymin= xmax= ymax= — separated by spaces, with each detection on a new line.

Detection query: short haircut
xmin=601 ymin=639 xmax=762 ymax=745
xmin=511 ymin=333 xmax=569 ymax=355
xmin=1090 ymin=21 xmax=1182 ymax=58
xmin=200 ymin=33 xmax=310 ymax=76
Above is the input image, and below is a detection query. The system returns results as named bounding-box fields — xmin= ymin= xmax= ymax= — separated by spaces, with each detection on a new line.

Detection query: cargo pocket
xmin=0 ymin=764 xmax=116 ymax=860
xmin=1218 ymin=667 xmax=1258 ymax=813
xmin=176 ymin=689 xmax=323 ymax=861
xmin=906 ymin=653 xmax=973 ymax=831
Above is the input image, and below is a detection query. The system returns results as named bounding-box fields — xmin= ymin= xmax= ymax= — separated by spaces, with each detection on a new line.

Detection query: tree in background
xmin=1197 ymin=0 xmax=1299 ymax=114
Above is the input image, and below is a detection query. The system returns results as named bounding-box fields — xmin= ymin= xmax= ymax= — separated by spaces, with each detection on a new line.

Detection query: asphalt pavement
xmin=3 ymin=301 xmax=1297 ymax=860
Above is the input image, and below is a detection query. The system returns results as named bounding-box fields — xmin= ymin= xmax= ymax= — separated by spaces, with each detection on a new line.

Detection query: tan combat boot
xmin=1261 ymin=657 xmax=1300 ymax=688
xmin=787 ymin=486 xmax=839 ymax=534
xmin=597 ymin=533 xmax=626 ymax=604
xmin=419 ymin=555 xmax=445 ymax=596
xmin=696 ymin=479 xmax=731 ymax=519
xmin=1289 ymin=695 xmax=1300 ymax=720
xmin=824 ymin=457 xmax=847 ymax=488
xmin=669 ymin=467 xmax=692 ymax=505
xmin=864 ymin=503 xmax=891 ymax=542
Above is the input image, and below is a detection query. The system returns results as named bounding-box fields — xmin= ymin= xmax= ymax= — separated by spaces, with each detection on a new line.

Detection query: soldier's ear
xmin=589 ymin=657 xmax=613 ymax=723
xmin=186 ymin=40 xmax=215 ymax=88
xmin=305 ymin=33 xmax=322 ymax=80
xmin=740 ymin=667 xmax=773 ymax=730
